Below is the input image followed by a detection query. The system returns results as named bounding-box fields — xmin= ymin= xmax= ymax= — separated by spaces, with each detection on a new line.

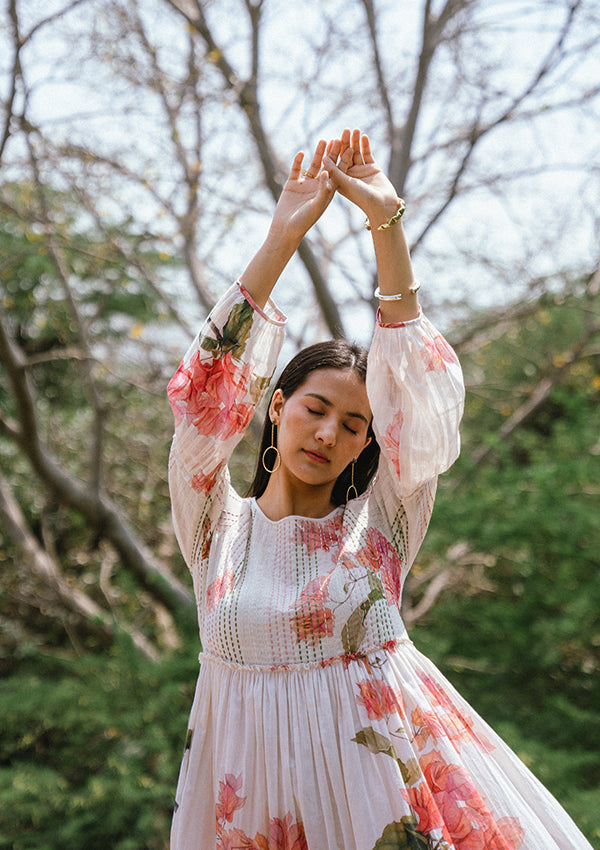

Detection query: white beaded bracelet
xmin=374 ymin=281 xmax=421 ymax=301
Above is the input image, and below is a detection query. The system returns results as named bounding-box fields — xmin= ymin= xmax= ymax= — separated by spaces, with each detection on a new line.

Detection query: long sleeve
xmin=167 ymin=282 xmax=286 ymax=567
xmin=365 ymin=310 xmax=465 ymax=573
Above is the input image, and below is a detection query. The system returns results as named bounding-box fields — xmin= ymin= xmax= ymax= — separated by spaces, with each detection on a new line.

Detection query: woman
xmin=167 ymin=130 xmax=592 ymax=849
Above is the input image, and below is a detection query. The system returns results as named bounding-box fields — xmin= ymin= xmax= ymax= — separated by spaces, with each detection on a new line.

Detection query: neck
xmin=256 ymin=473 xmax=336 ymax=521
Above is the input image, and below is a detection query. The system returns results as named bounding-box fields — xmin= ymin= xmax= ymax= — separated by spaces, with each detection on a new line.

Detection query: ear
xmin=360 ymin=435 xmax=372 ymax=455
xmin=269 ymin=389 xmax=285 ymax=425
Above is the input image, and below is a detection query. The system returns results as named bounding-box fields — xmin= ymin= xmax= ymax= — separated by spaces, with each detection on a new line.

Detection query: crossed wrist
xmin=364 ymin=198 xmax=406 ymax=232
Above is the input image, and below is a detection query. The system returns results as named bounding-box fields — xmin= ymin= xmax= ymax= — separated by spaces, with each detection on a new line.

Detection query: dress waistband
xmin=198 ymin=636 xmax=414 ymax=673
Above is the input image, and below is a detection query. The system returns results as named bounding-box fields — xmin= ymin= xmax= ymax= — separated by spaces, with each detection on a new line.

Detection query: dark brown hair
xmin=248 ymin=339 xmax=380 ymax=505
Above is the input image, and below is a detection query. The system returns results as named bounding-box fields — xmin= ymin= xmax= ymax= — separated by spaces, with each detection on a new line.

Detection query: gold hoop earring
xmin=346 ymin=459 xmax=358 ymax=502
xmin=262 ymin=420 xmax=281 ymax=474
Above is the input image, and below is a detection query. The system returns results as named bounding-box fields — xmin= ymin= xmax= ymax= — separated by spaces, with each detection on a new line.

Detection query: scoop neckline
xmin=249 ymin=497 xmax=344 ymax=524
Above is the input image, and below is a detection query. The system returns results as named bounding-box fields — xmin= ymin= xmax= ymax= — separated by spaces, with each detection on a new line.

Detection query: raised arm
xmin=324 ymin=129 xmax=419 ymax=324
xmin=240 ymin=140 xmax=336 ymax=309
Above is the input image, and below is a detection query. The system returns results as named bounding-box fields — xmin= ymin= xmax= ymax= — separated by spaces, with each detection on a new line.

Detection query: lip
xmin=303 ymin=449 xmax=329 ymax=464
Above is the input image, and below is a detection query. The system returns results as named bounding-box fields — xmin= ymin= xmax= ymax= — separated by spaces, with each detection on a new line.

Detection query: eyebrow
xmin=304 ymin=392 xmax=370 ymax=425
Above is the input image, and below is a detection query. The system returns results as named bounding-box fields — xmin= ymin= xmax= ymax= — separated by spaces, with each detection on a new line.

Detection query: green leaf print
xmin=398 ymin=757 xmax=422 ymax=787
xmin=352 ymin=727 xmax=397 ymax=760
xmin=341 ymin=582 xmax=385 ymax=654
xmin=372 ymin=816 xmax=434 ymax=849
xmin=342 ymin=606 xmax=368 ymax=654
xmin=201 ymin=300 xmax=254 ymax=357
xmin=249 ymin=373 xmax=271 ymax=404
xmin=352 ymin=728 xmax=422 ymax=787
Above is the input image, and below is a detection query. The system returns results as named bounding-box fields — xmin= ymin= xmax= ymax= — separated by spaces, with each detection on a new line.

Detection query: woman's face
xmin=270 ymin=367 xmax=372 ymax=493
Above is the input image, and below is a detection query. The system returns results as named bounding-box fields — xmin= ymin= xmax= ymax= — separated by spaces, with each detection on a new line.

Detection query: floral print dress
xmin=167 ymin=282 xmax=592 ymax=850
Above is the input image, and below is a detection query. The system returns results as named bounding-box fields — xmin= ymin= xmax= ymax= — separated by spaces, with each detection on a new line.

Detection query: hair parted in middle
xmin=248 ymin=339 xmax=381 ymax=505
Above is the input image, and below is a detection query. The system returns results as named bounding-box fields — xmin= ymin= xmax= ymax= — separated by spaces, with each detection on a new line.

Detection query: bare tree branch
xmin=0 ymin=471 xmax=159 ymax=660
xmin=0 ymin=311 xmax=195 ymax=618
xmin=164 ymin=0 xmax=346 ymax=337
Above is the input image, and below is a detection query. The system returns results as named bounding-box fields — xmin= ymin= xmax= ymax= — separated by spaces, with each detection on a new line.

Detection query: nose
xmin=315 ymin=416 xmax=337 ymax=446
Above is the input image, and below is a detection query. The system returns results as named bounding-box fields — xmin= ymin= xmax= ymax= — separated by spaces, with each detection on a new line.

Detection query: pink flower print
xmin=296 ymin=514 xmax=344 ymax=556
xmin=411 ymin=705 xmax=447 ymax=751
xmin=191 ymin=460 xmax=225 ymax=496
xmin=297 ymin=574 xmax=332 ymax=604
xmin=291 ymin=605 xmax=334 ymax=645
xmin=382 ymin=410 xmax=404 ymax=477
xmin=401 ymin=782 xmax=446 ymax=837
xmin=219 ymin=828 xmax=267 ymax=850
xmin=485 ymin=818 xmax=525 ymax=850
xmin=355 ymin=677 xmax=404 ymax=719
xmin=355 ymin=528 xmax=403 ymax=605
xmin=290 ymin=576 xmax=334 ymax=644
xmin=416 ymin=671 xmax=494 ymax=754
xmin=416 ymin=750 xmax=525 ymax=850
xmin=215 ymin=400 xmax=254 ymax=440
xmin=269 ymin=813 xmax=308 ymax=850
xmin=205 ymin=351 xmax=252 ymax=400
xmin=417 ymin=671 xmax=457 ymax=711
xmin=168 ymin=349 xmax=253 ymax=438
xmin=206 ymin=568 xmax=236 ymax=612
xmin=215 ymin=773 xmax=246 ymax=827
xmin=421 ymin=334 xmax=458 ymax=372
xmin=420 ymin=750 xmax=480 ymax=806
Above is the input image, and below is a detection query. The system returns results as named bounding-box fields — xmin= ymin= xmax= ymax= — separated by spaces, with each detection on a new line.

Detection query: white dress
xmin=167 ymin=282 xmax=593 ymax=850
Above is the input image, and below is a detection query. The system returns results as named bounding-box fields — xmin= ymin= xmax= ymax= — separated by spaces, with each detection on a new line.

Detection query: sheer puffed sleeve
xmin=167 ymin=282 xmax=286 ymax=567
xmin=365 ymin=311 xmax=465 ymax=573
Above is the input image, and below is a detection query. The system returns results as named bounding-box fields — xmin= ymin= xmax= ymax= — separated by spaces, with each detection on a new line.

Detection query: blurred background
xmin=0 ymin=1 xmax=599 ymax=847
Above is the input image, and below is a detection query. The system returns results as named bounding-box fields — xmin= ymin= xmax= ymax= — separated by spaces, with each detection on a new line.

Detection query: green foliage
xmin=0 ymin=641 xmax=198 ymax=850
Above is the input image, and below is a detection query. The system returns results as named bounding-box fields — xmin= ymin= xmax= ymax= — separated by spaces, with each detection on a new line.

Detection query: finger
xmin=322 ymin=155 xmax=351 ymax=189
xmin=339 ymin=128 xmax=351 ymax=158
xmin=303 ymin=139 xmax=326 ymax=179
xmin=339 ymin=146 xmax=354 ymax=173
xmin=351 ymin=129 xmax=362 ymax=165
xmin=327 ymin=138 xmax=342 ymax=164
xmin=361 ymin=134 xmax=376 ymax=165
xmin=318 ymin=169 xmax=333 ymax=193
xmin=289 ymin=151 xmax=305 ymax=180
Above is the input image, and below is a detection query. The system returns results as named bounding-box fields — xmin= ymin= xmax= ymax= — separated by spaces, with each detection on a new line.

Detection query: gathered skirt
xmin=170 ymin=639 xmax=593 ymax=849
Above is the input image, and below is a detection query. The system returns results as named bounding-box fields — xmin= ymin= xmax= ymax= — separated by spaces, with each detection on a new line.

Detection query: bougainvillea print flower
xmin=168 ymin=348 xmax=253 ymax=438
xmin=269 ymin=813 xmax=309 ymax=850
xmin=206 ymin=568 xmax=236 ymax=612
xmin=421 ymin=334 xmax=458 ymax=372
xmin=290 ymin=604 xmax=334 ymax=645
xmin=355 ymin=527 xmax=403 ymax=605
xmin=415 ymin=672 xmax=494 ymax=753
xmin=191 ymin=460 xmax=225 ymax=496
xmin=355 ymin=677 xmax=404 ymax=720
xmin=296 ymin=514 xmax=344 ymax=556
xmin=214 ymin=773 xmax=308 ymax=850
xmin=401 ymin=781 xmax=446 ymax=837
xmin=290 ymin=574 xmax=335 ymax=644
xmin=416 ymin=751 xmax=525 ymax=850
xmin=382 ymin=410 xmax=404 ymax=477
xmin=215 ymin=773 xmax=246 ymax=826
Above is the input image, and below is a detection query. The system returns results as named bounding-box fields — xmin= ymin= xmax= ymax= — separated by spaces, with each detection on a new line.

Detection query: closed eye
xmin=344 ymin=424 xmax=358 ymax=435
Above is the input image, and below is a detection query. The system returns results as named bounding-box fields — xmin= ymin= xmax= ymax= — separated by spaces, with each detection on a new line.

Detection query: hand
xmin=268 ymin=140 xmax=336 ymax=245
xmin=323 ymin=129 xmax=400 ymax=229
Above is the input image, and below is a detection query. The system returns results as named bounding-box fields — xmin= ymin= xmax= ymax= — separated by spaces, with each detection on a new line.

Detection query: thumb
xmin=323 ymin=155 xmax=350 ymax=189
